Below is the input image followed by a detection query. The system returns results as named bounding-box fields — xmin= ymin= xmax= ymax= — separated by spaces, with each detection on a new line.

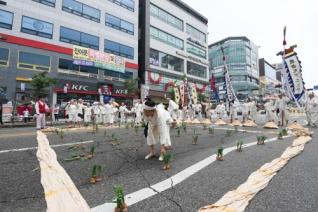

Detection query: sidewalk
xmin=0 ymin=119 xmax=67 ymax=128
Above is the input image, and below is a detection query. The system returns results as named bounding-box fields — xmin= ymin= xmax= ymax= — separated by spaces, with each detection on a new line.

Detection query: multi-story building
xmin=259 ymin=58 xmax=281 ymax=95
xmin=208 ymin=36 xmax=259 ymax=100
xmin=0 ymin=0 xmax=139 ymax=109
xmin=272 ymin=63 xmax=283 ymax=82
xmin=139 ymin=0 xmax=209 ymax=101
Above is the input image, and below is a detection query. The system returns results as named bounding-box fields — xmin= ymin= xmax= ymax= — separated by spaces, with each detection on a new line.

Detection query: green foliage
xmin=113 ymin=186 xmax=125 ymax=209
xmin=217 ymin=146 xmax=224 ymax=156
xmin=29 ymin=72 xmax=57 ymax=98
xmin=176 ymin=127 xmax=181 ymax=137
xmin=234 ymin=126 xmax=238 ymax=133
xmin=134 ymin=125 xmax=139 ymax=134
xmin=281 ymin=128 xmax=288 ymax=136
xmin=236 ymin=140 xmax=243 ymax=151
xmin=167 ymin=87 xmax=175 ymax=101
xmin=181 ymin=122 xmax=187 ymax=132
xmin=278 ymin=132 xmax=283 ymax=140
xmin=208 ymin=127 xmax=214 ymax=134
xmin=226 ymin=129 xmax=232 ymax=137
xmin=90 ymin=145 xmax=96 ymax=155
xmin=197 ymin=93 xmax=206 ymax=102
xmin=91 ymin=165 xmax=102 ymax=177
xmin=163 ymin=152 xmax=172 ymax=165
xmin=192 ymin=129 xmax=199 ymax=144
xmin=124 ymin=78 xmax=138 ymax=96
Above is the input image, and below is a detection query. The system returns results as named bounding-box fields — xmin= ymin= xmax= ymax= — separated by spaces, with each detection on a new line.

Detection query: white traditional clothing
xmin=241 ymin=102 xmax=249 ymax=121
xmin=307 ymin=95 xmax=318 ymax=126
xmin=249 ymin=101 xmax=257 ymax=121
xmin=194 ymin=103 xmax=202 ymax=119
xmin=216 ymin=103 xmax=226 ymax=119
xmin=84 ymin=106 xmax=92 ymax=123
xmin=119 ymin=105 xmax=128 ymax=123
xmin=75 ymin=103 xmax=84 ymax=122
xmin=168 ymin=99 xmax=179 ymax=119
xmin=275 ymin=97 xmax=289 ymax=126
xmin=231 ymin=100 xmax=241 ymax=120
xmin=93 ymin=103 xmax=102 ymax=124
xmin=104 ymin=103 xmax=113 ymax=124
xmin=145 ymin=107 xmax=173 ymax=147
xmin=66 ymin=103 xmax=77 ymax=122
xmin=134 ymin=103 xmax=144 ymax=124
xmin=265 ymin=101 xmax=276 ymax=122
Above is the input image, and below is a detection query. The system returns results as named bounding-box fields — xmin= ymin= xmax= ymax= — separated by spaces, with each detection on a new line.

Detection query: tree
xmin=29 ymin=72 xmax=57 ymax=99
xmin=124 ymin=78 xmax=139 ymax=97
xmin=197 ymin=92 xmax=207 ymax=102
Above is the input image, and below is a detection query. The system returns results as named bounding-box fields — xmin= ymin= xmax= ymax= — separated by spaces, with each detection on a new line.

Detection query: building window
xmin=18 ymin=51 xmax=51 ymax=71
xmin=58 ymin=58 xmax=98 ymax=75
xmin=105 ymin=13 xmax=134 ymax=35
xmin=187 ymin=61 xmax=207 ymax=78
xmin=186 ymin=24 xmax=206 ymax=44
xmin=60 ymin=26 xmax=99 ymax=50
xmin=32 ymin=0 xmax=56 ymax=7
xmin=0 ymin=9 xmax=13 ymax=30
xmin=150 ymin=4 xmax=183 ymax=31
xmin=0 ymin=48 xmax=9 ymax=67
xmin=150 ymin=49 xmax=184 ymax=73
xmin=62 ymin=0 xmax=100 ymax=23
xmin=104 ymin=39 xmax=134 ymax=59
xmin=150 ymin=26 xmax=183 ymax=50
xmin=104 ymin=69 xmax=133 ymax=80
xmin=187 ymin=43 xmax=206 ymax=59
xmin=21 ymin=16 xmax=53 ymax=39
xmin=108 ymin=0 xmax=134 ymax=12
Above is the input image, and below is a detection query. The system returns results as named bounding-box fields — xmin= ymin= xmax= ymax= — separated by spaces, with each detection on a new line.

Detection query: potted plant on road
xmin=162 ymin=152 xmax=172 ymax=170
xmin=216 ymin=146 xmax=224 ymax=161
xmin=90 ymin=165 xmax=102 ymax=184
xmin=114 ymin=186 xmax=128 ymax=212
xmin=208 ymin=127 xmax=214 ymax=134
xmin=236 ymin=140 xmax=243 ymax=152
xmin=192 ymin=130 xmax=199 ymax=145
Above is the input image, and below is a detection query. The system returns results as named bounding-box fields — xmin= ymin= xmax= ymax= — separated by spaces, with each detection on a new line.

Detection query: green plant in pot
xmin=192 ymin=130 xmax=199 ymax=145
xmin=226 ymin=129 xmax=232 ymax=137
xmin=114 ymin=186 xmax=128 ymax=212
xmin=90 ymin=165 xmax=102 ymax=184
xmin=176 ymin=127 xmax=181 ymax=137
xmin=217 ymin=146 xmax=224 ymax=161
xmin=162 ymin=152 xmax=172 ymax=170
xmin=181 ymin=122 xmax=187 ymax=132
xmin=278 ymin=131 xmax=283 ymax=140
xmin=208 ymin=127 xmax=214 ymax=134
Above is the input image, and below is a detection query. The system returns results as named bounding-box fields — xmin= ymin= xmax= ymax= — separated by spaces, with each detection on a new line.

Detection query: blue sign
xmin=314 ymin=85 xmax=318 ymax=90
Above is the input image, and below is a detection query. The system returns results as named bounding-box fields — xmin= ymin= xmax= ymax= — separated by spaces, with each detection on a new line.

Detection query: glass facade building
xmin=208 ymin=36 xmax=260 ymax=100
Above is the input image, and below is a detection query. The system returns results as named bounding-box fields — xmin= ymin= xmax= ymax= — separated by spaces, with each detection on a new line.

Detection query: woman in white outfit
xmin=144 ymin=98 xmax=174 ymax=161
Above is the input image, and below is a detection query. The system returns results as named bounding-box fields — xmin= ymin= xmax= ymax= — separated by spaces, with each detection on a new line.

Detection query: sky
xmin=182 ymin=0 xmax=317 ymax=88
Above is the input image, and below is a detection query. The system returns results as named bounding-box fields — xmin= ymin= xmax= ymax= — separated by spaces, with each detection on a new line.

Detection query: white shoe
xmin=158 ymin=154 xmax=164 ymax=161
xmin=145 ymin=153 xmax=155 ymax=160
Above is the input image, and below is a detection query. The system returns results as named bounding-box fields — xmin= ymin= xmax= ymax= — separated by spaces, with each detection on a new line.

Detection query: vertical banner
xmin=141 ymin=84 xmax=149 ymax=102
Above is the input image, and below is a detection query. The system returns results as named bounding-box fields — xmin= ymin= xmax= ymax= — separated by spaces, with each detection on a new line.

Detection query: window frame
xmin=21 ymin=15 xmax=54 ymax=39
xmin=0 ymin=47 xmax=10 ymax=67
xmin=150 ymin=3 xmax=183 ymax=31
xmin=32 ymin=0 xmax=56 ymax=7
xmin=104 ymin=39 xmax=134 ymax=59
xmin=150 ymin=26 xmax=184 ymax=50
xmin=186 ymin=24 xmax=206 ymax=44
xmin=105 ymin=13 xmax=134 ymax=35
xmin=150 ymin=49 xmax=184 ymax=73
xmin=60 ymin=26 xmax=99 ymax=50
xmin=108 ymin=0 xmax=135 ymax=12
xmin=62 ymin=0 xmax=101 ymax=23
xmin=17 ymin=51 xmax=51 ymax=72
xmin=0 ymin=9 xmax=14 ymax=30
xmin=187 ymin=61 xmax=207 ymax=78
xmin=186 ymin=42 xmax=207 ymax=59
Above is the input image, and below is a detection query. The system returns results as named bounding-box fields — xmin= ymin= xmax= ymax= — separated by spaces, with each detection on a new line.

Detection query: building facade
xmin=259 ymin=58 xmax=281 ymax=96
xmin=0 ymin=0 xmax=139 ymax=109
xmin=272 ymin=63 xmax=283 ymax=82
xmin=208 ymin=36 xmax=259 ymax=100
xmin=139 ymin=0 xmax=209 ymax=101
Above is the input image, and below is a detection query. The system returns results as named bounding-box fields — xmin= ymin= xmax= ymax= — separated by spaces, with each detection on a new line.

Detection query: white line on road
xmin=0 ymin=140 xmax=94 ymax=154
xmin=91 ymin=135 xmax=291 ymax=212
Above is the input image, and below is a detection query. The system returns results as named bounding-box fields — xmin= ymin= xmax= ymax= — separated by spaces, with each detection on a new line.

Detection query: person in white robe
xmin=194 ymin=102 xmax=203 ymax=119
xmin=119 ymin=103 xmax=128 ymax=123
xmin=307 ymin=92 xmax=318 ymax=127
xmin=167 ymin=98 xmax=179 ymax=120
xmin=241 ymin=100 xmax=249 ymax=123
xmin=216 ymin=101 xmax=226 ymax=119
xmin=75 ymin=99 xmax=84 ymax=127
xmin=93 ymin=102 xmax=102 ymax=124
xmin=143 ymin=98 xmax=175 ymax=161
xmin=134 ymin=100 xmax=144 ymax=124
xmin=264 ymin=100 xmax=276 ymax=122
xmin=249 ymin=100 xmax=257 ymax=122
xmin=275 ymin=94 xmax=290 ymax=126
xmin=84 ymin=103 xmax=92 ymax=123
xmin=66 ymin=100 xmax=77 ymax=127
xmin=104 ymin=102 xmax=114 ymax=124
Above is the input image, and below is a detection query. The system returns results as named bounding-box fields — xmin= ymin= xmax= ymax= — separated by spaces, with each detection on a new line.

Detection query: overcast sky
xmin=182 ymin=0 xmax=317 ymax=88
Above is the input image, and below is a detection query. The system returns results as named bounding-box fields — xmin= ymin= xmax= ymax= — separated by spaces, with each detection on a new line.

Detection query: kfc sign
xmin=65 ymin=83 xmax=88 ymax=91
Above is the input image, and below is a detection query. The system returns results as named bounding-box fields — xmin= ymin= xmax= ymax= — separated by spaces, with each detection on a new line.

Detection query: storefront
xmin=99 ymin=83 xmax=135 ymax=106
xmin=53 ymin=80 xmax=99 ymax=106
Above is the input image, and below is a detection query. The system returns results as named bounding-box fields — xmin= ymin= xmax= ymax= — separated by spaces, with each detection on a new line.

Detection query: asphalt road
xmin=0 ymin=114 xmax=316 ymax=212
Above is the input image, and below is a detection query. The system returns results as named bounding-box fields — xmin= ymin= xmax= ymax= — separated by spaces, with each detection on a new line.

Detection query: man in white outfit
xmin=167 ymin=98 xmax=179 ymax=120
xmin=143 ymin=98 xmax=174 ymax=161
xmin=249 ymin=100 xmax=257 ymax=122
xmin=104 ymin=102 xmax=114 ymax=125
xmin=35 ymin=98 xmax=49 ymax=130
xmin=83 ymin=103 xmax=92 ymax=123
xmin=134 ymin=100 xmax=144 ymax=124
xmin=216 ymin=101 xmax=226 ymax=119
xmin=307 ymin=92 xmax=318 ymax=127
xmin=119 ymin=102 xmax=128 ymax=123
xmin=264 ymin=100 xmax=276 ymax=122
xmin=275 ymin=94 xmax=290 ymax=126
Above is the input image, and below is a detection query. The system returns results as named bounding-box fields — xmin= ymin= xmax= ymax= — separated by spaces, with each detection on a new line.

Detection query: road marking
xmin=0 ymin=140 xmax=94 ymax=154
xmin=91 ymin=135 xmax=291 ymax=212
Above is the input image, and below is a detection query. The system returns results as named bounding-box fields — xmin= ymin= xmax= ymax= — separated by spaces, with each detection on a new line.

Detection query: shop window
xmin=18 ymin=51 xmax=51 ymax=72
xmin=32 ymin=0 xmax=56 ymax=7
xmin=108 ymin=0 xmax=134 ymax=12
xmin=0 ymin=9 xmax=13 ymax=30
xmin=62 ymin=0 xmax=100 ymax=22
xmin=21 ymin=16 xmax=53 ymax=39
xmin=60 ymin=26 xmax=99 ymax=50
xmin=58 ymin=58 xmax=79 ymax=71
xmin=0 ymin=47 xmax=9 ymax=67
xmin=150 ymin=49 xmax=184 ymax=72
xmin=105 ymin=13 xmax=134 ymax=35
xmin=187 ymin=61 xmax=207 ymax=78
xmin=104 ymin=39 xmax=134 ymax=59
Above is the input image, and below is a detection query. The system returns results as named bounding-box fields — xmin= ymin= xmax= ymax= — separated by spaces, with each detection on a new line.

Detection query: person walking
xmin=35 ymin=97 xmax=49 ymax=130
